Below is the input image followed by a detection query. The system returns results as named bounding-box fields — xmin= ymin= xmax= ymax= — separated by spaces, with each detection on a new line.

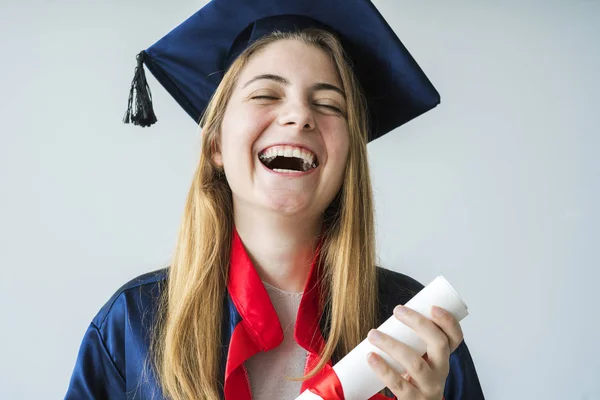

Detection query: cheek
xmin=220 ymin=108 xmax=266 ymax=164
xmin=324 ymin=124 xmax=351 ymax=169
xmin=224 ymin=107 xmax=272 ymax=148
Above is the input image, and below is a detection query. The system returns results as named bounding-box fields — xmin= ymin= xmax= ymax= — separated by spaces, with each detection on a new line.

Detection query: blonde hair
xmin=151 ymin=28 xmax=378 ymax=400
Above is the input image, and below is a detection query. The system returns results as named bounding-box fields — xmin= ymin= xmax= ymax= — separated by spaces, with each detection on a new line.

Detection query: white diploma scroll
xmin=296 ymin=276 xmax=469 ymax=400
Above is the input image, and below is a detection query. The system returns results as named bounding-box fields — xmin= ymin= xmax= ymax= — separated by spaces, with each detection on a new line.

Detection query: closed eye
xmin=315 ymin=103 xmax=344 ymax=115
xmin=318 ymin=104 xmax=341 ymax=111
xmin=251 ymin=95 xmax=278 ymax=100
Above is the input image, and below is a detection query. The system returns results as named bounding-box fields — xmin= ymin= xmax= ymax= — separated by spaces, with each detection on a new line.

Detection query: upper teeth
xmin=260 ymin=145 xmax=315 ymax=165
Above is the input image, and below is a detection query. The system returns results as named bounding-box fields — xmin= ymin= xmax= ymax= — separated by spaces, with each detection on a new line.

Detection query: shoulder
xmin=67 ymin=269 xmax=169 ymax=395
xmin=91 ymin=268 xmax=168 ymax=330
xmin=375 ymin=266 xmax=424 ymax=323
xmin=376 ymin=266 xmax=424 ymax=296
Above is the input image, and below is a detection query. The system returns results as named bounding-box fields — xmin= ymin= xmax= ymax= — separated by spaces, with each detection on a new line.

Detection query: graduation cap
xmin=123 ymin=0 xmax=440 ymax=142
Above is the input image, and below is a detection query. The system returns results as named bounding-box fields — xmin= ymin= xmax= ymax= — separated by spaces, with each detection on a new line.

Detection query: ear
xmin=206 ymin=128 xmax=224 ymax=167
xmin=212 ymin=152 xmax=224 ymax=167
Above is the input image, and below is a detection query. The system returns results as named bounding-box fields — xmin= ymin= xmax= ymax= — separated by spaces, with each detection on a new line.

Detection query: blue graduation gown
xmin=65 ymin=231 xmax=484 ymax=399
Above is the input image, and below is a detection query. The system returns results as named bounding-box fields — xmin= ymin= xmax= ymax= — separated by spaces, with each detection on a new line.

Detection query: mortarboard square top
xmin=123 ymin=0 xmax=440 ymax=142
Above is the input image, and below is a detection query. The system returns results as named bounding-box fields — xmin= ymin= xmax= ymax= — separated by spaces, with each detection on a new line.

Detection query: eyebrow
xmin=242 ymin=74 xmax=345 ymax=98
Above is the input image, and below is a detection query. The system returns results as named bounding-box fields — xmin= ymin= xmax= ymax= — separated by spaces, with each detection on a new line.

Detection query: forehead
xmin=237 ymin=39 xmax=342 ymax=87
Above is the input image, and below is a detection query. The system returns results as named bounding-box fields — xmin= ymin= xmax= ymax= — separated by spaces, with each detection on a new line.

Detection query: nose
xmin=277 ymin=99 xmax=315 ymax=132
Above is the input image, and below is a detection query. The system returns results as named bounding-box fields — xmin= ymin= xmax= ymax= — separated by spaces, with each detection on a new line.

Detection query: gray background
xmin=1 ymin=0 xmax=598 ymax=399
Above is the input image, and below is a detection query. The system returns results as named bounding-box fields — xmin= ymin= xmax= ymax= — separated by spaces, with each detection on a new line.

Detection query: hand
xmin=366 ymin=305 xmax=464 ymax=399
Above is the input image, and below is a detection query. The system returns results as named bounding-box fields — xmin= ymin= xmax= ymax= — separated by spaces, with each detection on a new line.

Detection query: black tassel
xmin=123 ymin=51 xmax=157 ymax=127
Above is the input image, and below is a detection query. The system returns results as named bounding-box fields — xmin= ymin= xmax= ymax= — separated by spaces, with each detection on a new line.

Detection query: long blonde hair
xmin=151 ymin=28 xmax=378 ymax=400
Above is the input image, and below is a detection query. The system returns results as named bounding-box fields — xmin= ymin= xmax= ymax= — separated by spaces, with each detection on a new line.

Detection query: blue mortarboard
xmin=123 ymin=0 xmax=440 ymax=142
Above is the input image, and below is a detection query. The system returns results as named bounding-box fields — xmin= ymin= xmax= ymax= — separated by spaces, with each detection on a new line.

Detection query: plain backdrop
xmin=1 ymin=0 xmax=598 ymax=399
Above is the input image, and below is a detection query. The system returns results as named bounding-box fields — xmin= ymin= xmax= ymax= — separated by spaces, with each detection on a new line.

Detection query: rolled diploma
xmin=296 ymin=276 xmax=469 ymax=400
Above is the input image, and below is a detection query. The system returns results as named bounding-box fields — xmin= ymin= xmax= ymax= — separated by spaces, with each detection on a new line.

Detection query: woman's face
xmin=216 ymin=39 xmax=350 ymax=217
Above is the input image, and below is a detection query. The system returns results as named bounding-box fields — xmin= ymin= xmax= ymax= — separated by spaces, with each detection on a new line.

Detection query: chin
xmin=260 ymin=192 xmax=317 ymax=216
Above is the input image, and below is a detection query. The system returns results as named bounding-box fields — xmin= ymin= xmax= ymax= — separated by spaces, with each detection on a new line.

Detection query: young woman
xmin=66 ymin=1 xmax=484 ymax=399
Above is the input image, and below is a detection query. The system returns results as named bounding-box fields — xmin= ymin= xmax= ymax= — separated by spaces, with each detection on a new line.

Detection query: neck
xmin=233 ymin=203 xmax=323 ymax=293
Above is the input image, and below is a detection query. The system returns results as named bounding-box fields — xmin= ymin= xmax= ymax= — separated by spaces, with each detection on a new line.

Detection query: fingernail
xmin=367 ymin=352 xmax=379 ymax=365
xmin=368 ymin=329 xmax=382 ymax=343
xmin=432 ymin=306 xmax=445 ymax=317
xmin=394 ymin=305 xmax=408 ymax=318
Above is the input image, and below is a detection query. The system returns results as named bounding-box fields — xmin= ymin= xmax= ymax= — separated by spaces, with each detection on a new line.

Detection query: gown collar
xmin=223 ymin=228 xmax=391 ymax=399
xmin=227 ymin=227 xmax=326 ymax=355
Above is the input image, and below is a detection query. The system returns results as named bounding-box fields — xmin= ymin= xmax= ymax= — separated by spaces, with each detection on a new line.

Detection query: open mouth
xmin=258 ymin=145 xmax=319 ymax=173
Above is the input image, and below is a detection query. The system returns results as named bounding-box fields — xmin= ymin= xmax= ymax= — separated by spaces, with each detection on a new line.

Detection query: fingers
xmin=366 ymin=351 xmax=423 ymax=398
xmin=367 ymin=305 xmax=461 ymax=399
xmin=393 ymin=305 xmax=463 ymax=370
xmin=430 ymin=305 xmax=464 ymax=352
xmin=367 ymin=330 xmax=433 ymax=392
